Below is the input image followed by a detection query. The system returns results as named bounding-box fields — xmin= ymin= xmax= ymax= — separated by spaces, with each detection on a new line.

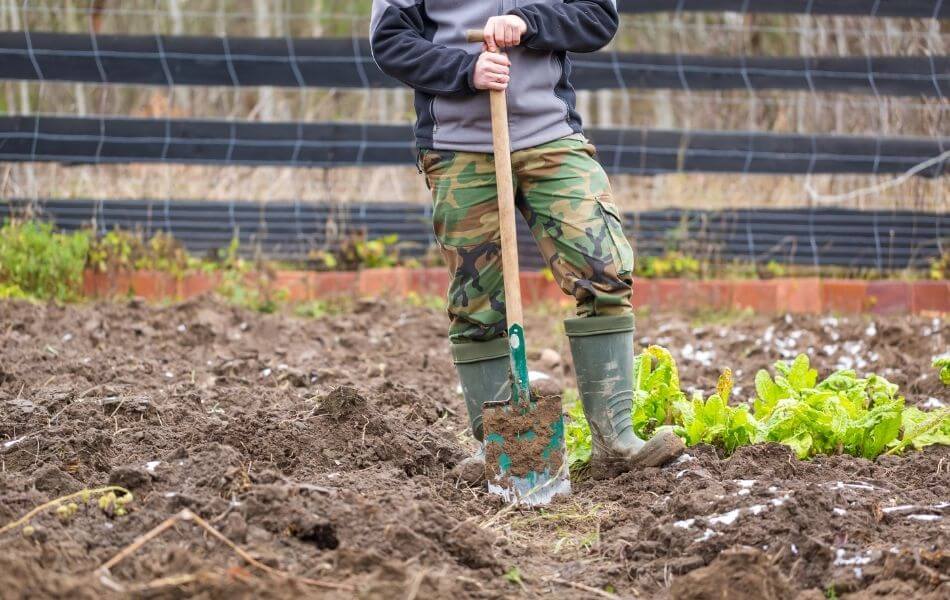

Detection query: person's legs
xmin=421 ymin=148 xmax=508 ymax=343
xmin=513 ymin=136 xmax=683 ymax=471
xmin=511 ymin=135 xmax=634 ymax=317
xmin=421 ymin=148 xmax=512 ymax=483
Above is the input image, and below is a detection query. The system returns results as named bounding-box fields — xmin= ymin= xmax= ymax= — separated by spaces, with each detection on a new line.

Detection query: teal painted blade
xmin=507 ymin=323 xmax=530 ymax=408
xmin=482 ymin=324 xmax=571 ymax=506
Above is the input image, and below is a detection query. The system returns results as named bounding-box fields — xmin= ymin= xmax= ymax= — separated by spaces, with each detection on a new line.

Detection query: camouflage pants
xmin=421 ymin=134 xmax=634 ymax=344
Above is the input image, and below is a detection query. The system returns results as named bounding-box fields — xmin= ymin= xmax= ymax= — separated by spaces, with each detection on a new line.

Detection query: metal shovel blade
xmin=482 ymin=325 xmax=571 ymax=506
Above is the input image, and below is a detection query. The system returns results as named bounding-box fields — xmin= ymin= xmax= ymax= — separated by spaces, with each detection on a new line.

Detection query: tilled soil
xmin=0 ymin=297 xmax=947 ymax=599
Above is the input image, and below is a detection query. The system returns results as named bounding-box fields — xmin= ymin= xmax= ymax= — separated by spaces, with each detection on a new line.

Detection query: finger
xmin=504 ymin=24 xmax=514 ymax=47
xmin=486 ymin=81 xmax=508 ymax=91
xmin=483 ymin=63 xmax=510 ymax=74
xmin=483 ymin=24 xmax=497 ymax=52
xmin=483 ymin=52 xmax=510 ymax=66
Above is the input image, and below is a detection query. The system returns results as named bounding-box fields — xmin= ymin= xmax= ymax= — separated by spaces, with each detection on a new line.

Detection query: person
xmin=370 ymin=0 xmax=683 ymax=482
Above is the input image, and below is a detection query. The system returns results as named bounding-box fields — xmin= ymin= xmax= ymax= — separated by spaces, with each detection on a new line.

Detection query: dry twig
xmin=95 ymin=508 xmax=353 ymax=592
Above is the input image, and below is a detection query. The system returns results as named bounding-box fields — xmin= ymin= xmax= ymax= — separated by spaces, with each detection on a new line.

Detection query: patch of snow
xmin=881 ymin=505 xmax=916 ymax=514
xmin=164 ymin=492 xmax=177 ymax=498
xmin=770 ymin=494 xmax=791 ymax=506
xmin=734 ymin=479 xmax=756 ymax=488
xmin=674 ymin=453 xmax=694 ymax=464
xmin=144 ymin=460 xmax=161 ymax=473
xmin=277 ymin=363 xmax=289 ymax=371
xmin=675 ymin=469 xmax=688 ymax=479
xmin=865 ymin=323 xmax=877 ymax=337
xmin=829 ymin=481 xmax=877 ymax=492
xmin=833 ymin=508 xmax=847 ymax=516
xmin=736 ymin=489 xmax=750 ymax=496
xmin=708 ymin=509 xmax=740 ymax=526
xmin=261 ymin=368 xmax=272 ymax=377
xmin=791 ymin=544 xmax=798 ymax=555
xmin=528 ymin=371 xmax=550 ymax=382
xmin=177 ymin=324 xmax=186 ymax=332
xmin=834 ymin=549 xmax=873 ymax=566
xmin=923 ymin=397 xmax=945 ymax=409
xmin=674 ymin=518 xmax=696 ymax=529
xmin=164 ymin=371 xmax=174 ymax=378
xmin=62 ymin=333 xmax=73 ymax=342
xmin=907 ymin=514 xmax=941 ymax=521
xmin=2 ymin=437 xmax=25 ymax=450
xmin=694 ymin=528 xmax=718 ymax=542
xmin=748 ymin=504 xmax=767 ymax=515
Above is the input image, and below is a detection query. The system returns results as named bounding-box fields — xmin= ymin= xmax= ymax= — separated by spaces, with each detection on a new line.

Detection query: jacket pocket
xmin=596 ymin=196 xmax=634 ymax=276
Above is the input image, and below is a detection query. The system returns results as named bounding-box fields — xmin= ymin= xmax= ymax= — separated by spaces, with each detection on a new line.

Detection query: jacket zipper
xmin=430 ymin=96 xmax=439 ymax=133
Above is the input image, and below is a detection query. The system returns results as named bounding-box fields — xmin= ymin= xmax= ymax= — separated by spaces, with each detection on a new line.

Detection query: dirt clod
xmin=670 ymin=546 xmax=795 ymax=600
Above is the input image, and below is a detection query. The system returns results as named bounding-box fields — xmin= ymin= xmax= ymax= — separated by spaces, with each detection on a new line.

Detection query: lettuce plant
xmin=565 ymin=348 xmax=949 ymax=472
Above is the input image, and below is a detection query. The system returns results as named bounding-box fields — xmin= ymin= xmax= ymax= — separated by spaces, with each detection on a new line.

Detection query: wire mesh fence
xmin=0 ymin=0 xmax=946 ymax=269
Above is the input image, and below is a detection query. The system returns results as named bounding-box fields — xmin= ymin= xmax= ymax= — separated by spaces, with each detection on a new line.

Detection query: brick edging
xmin=81 ymin=268 xmax=948 ymax=315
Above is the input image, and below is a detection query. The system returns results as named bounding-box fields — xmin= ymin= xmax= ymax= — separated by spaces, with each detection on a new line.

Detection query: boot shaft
xmin=565 ymin=314 xmax=642 ymax=456
xmin=452 ymin=338 xmax=511 ymax=442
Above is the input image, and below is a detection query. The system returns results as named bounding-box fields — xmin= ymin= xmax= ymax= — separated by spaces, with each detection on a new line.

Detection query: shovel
xmin=466 ymin=30 xmax=571 ymax=506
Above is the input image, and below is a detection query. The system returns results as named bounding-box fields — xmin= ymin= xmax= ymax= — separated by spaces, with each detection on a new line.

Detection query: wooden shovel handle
xmin=465 ymin=30 xmax=523 ymax=327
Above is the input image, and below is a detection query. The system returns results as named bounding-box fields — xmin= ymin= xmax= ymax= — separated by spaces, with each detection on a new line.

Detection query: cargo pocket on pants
xmin=596 ymin=196 xmax=635 ymax=276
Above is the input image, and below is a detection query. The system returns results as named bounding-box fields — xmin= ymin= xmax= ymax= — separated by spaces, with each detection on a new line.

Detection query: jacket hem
xmin=427 ymin=122 xmax=576 ymax=153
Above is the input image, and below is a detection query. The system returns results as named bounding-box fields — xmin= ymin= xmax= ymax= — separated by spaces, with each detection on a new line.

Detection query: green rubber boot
xmin=565 ymin=314 xmax=684 ymax=473
xmin=450 ymin=338 xmax=511 ymax=485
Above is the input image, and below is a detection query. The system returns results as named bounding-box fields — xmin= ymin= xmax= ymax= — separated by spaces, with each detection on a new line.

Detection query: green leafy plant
xmin=209 ymin=238 xmax=284 ymax=313
xmin=675 ymin=369 xmax=757 ymax=453
xmin=635 ymin=251 xmax=701 ymax=279
xmin=565 ymin=349 xmax=950 ymax=471
xmin=934 ymin=356 xmax=950 ymax=386
xmin=929 ymin=250 xmax=949 ymax=280
xmin=310 ymin=232 xmax=405 ymax=271
xmin=87 ymin=228 xmax=195 ymax=277
xmin=0 ymin=220 xmax=90 ymax=301
xmin=631 ymin=346 xmax=684 ymax=438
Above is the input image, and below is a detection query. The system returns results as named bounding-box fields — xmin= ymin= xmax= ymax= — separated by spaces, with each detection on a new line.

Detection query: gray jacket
xmin=370 ymin=1 xmax=619 ymax=152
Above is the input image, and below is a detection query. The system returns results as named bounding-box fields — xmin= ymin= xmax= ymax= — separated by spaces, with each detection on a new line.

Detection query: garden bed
xmin=0 ymin=298 xmax=946 ymax=598
xmin=81 ymin=268 xmax=950 ymax=315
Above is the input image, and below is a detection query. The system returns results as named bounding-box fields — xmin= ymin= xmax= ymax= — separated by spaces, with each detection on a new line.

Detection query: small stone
xmin=538 ymin=348 xmax=562 ymax=370
xmin=6 ymin=398 xmax=36 ymax=415
xmin=108 ymin=465 xmax=151 ymax=491
xmin=223 ymin=512 xmax=248 ymax=544
xmin=33 ymin=465 xmax=81 ymax=495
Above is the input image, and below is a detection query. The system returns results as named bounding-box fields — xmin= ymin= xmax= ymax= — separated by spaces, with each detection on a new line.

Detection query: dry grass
xmin=4 ymin=162 xmax=946 ymax=212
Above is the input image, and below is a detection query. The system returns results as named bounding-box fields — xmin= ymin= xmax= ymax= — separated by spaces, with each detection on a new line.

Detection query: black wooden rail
xmin=0 ymin=33 xmax=946 ymax=97
xmin=1 ymin=116 xmax=946 ymax=177
xmin=617 ymin=0 xmax=948 ymax=18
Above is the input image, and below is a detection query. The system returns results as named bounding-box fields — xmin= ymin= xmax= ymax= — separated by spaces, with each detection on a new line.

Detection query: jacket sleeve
xmin=509 ymin=0 xmax=619 ymax=53
xmin=371 ymin=0 xmax=479 ymax=97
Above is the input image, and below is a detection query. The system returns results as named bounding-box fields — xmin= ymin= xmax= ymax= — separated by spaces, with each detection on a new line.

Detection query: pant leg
xmin=512 ymin=136 xmax=634 ymax=316
xmin=420 ymin=148 xmax=508 ymax=343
